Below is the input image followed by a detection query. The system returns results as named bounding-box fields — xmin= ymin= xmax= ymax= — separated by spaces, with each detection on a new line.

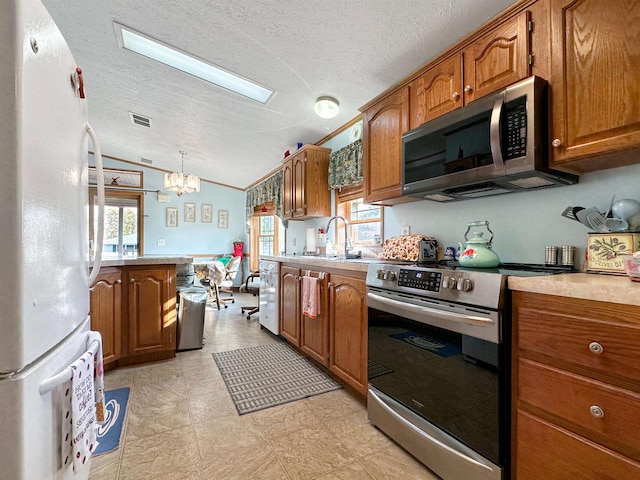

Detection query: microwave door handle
xmin=490 ymin=91 xmax=505 ymax=170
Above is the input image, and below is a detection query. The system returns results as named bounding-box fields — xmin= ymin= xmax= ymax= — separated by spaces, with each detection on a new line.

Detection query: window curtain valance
xmin=328 ymin=139 xmax=363 ymax=190
xmin=245 ymin=170 xmax=283 ymax=230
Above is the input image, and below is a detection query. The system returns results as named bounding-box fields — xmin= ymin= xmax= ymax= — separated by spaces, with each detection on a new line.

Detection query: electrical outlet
xmin=292 ymin=237 xmax=297 ymax=246
xmin=402 ymin=225 xmax=411 ymax=235
xmin=157 ymin=238 xmax=165 ymax=246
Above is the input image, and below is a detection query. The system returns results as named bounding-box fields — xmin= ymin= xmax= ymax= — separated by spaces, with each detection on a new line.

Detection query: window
xmin=249 ymin=202 xmax=283 ymax=271
xmin=337 ymin=197 xmax=382 ymax=246
xmin=89 ymin=189 xmax=144 ymax=255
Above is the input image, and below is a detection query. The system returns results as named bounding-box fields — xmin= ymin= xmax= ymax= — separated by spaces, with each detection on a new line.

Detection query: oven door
xmin=367 ymin=288 xmax=508 ymax=477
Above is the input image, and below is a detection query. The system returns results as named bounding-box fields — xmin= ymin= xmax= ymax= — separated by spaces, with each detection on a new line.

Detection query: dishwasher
xmin=258 ymin=260 xmax=280 ymax=335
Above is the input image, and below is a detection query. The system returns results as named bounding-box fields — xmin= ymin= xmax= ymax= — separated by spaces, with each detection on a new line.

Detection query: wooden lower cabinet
xmin=126 ymin=266 xmax=176 ymax=357
xmin=328 ymin=274 xmax=367 ymax=395
xmin=279 ymin=265 xmax=368 ymax=395
xmin=89 ymin=264 xmax=177 ymax=369
xmin=280 ymin=266 xmax=301 ymax=346
xmin=516 ymin=411 xmax=640 ymax=479
xmin=89 ymin=268 xmax=122 ymax=366
xmin=280 ymin=266 xmax=330 ymax=366
xmin=512 ymin=291 xmax=640 ymax=479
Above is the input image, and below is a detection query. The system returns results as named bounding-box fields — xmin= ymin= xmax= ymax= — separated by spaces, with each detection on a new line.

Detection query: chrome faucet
xmin=325 ymin=215 xmax=352 ymax=258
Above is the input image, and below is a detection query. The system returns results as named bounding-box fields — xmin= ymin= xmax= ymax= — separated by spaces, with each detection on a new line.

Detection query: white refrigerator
xmin=0 ymin=0 xmax=102 ymax=478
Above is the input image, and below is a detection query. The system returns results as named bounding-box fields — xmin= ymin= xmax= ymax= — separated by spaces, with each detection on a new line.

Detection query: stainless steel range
xmin=365 ymin=262 xmax=573 ymax=480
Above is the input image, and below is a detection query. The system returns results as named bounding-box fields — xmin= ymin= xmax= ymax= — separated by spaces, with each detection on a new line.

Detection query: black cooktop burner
xmin=435 ymin=260 xmax=577 ymax=276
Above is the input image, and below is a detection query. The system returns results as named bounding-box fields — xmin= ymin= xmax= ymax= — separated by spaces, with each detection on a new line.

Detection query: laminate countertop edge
xmin=260 ymin=255 xmax=372 ymax=273
xmin=95 ymin=255 xmax=193 ymax=267
xmin=507 ymin=273 xmax=640 ymax=306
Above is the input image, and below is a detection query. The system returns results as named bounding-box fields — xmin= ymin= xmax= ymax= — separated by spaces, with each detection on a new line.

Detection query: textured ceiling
xmin=41 ymin=0 xmax=518 ymax=190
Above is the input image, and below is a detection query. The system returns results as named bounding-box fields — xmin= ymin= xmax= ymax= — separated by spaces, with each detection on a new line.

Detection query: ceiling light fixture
xmin=164 ymin=151 xmax=200 ymax=196
xmin=314 ymin=96 xmax=340 ymax=119
xmin=113 ymin=23 xmax=275 ymax=104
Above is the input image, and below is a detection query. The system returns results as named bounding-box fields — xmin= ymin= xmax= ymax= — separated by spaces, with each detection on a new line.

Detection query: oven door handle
xmin=369 ymin=389 xmax=498 ymax=476
xmin=367 ymin=292 xmax=495 ymax=328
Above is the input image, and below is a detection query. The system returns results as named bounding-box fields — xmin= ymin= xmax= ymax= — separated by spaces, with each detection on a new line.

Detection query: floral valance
xmin=328 ymin=139 xmax=363 ymax=190
xmin=245 ymin=170 xmax=283 ymax=230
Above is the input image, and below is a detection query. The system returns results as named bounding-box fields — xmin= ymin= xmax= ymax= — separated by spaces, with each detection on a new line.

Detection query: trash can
xmin=176 ymin=287 xmax=208 ymax=351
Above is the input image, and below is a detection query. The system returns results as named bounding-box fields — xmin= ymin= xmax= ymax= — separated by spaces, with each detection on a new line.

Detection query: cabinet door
xmin=280 ymin=266 xmax=300 ymax=346
xmin=463 ymin=11 xmax=530 ymax=103
xmin=363 ymin=86 xmax=409 ymax=204
xmin=410 ymin=54 xmax=463 ymax=129
xmin=282 ymin=159 xmax=293 ymax=219
xmin=329 ymin=274 xmax=367 ymax=395
xmin=549 ymin=0 xmax=640 ymax=170
xmin=89 ymin=268 xmax=122 ymax=366
xmin=127 ymin=267 xmax=176 ymax=356
xmin=300 ymin=272 xmax=329 ymax=367
xmin=292 ymin=152 xmax=307 ymax=218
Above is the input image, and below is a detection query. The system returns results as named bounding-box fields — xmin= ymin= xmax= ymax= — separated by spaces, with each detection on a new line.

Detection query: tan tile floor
xmin=89 ymin=292 xmax=440 ymax=480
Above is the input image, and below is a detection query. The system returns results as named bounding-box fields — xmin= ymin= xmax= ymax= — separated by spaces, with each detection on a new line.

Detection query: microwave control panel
xmin=398 ymin=269 xmax=441 ymax=292
xmin=503 ymin=97 xmax=527 ymax=160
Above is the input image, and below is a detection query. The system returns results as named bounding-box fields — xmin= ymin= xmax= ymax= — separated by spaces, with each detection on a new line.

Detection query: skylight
xmin=113 ymin=23 xmax=275 ymax=104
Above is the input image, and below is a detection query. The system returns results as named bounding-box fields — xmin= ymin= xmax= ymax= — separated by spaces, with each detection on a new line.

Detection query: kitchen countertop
xmin=260 ymin=255 xmax=376 ymax=273
xmin=95 ymin=254 xmax=193 ymax=267
xmin=508 ymin=273 xmax=640 ymax=306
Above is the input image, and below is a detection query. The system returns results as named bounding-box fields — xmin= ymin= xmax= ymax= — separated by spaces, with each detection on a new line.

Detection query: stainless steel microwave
xmin=402 ymin=76 xmax=577 ymax=202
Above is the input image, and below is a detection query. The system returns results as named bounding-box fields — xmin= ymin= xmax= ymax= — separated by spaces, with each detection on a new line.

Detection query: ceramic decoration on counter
xmin=458 ymin=221 xmax=500 ymax=268
xmin=587 ymin=232 xmax=640 ymax=274
xmin=624 ymin=252 xmax=640 ymax=282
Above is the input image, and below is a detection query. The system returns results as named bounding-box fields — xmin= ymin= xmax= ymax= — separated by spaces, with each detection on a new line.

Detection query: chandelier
xmin=164 ymin=150 xmax=200 ymax=196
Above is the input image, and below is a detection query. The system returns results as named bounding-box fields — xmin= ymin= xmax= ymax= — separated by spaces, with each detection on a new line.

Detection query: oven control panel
xmin=397 ymin=269 xmax=441 ymax=291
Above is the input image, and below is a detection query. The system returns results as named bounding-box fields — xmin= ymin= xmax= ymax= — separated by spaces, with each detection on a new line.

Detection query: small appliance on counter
xmin=381 ymin=235 xmax=438 ymax=264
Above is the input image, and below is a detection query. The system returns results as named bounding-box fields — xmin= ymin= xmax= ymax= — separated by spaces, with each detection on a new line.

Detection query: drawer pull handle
xmin=590 ymin=405 xmax=605 ymax=418
xmin=589 ymin=342 xmax=603 ymax=354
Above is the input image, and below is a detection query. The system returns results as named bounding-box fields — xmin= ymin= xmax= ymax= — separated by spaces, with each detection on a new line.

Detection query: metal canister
xmin=545 ymin=246 xmax=558 ymax=265
xmin=561 ymin=245 xmax=575 ymax=266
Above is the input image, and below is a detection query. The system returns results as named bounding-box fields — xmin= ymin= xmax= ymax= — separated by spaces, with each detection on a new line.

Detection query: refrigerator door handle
xmin=39 ymin=334 xmax=102 ymax=395
xmin=87 ymin=122 xmax=105 ymax=286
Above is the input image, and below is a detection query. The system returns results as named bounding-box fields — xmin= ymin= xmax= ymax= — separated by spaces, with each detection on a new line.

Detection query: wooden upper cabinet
xmin=89 ymin=268 xmax=122 ymax=366
xmin=362 ymin=86 xmax=410 ymax=204
xmin=282 ymin=160 xmax=293 ymax=220
xmin=410 ymin=54 xmax=463 ymax=130
xmin=281 ymin=145 xmax=331 ymax=220
xmin=292 ymin=153 xmax=306 ymax=217
xmin=549 ymin=0 xmax=640 ymax=172
xmin=463 ymin=10 xmax=531 ymax=103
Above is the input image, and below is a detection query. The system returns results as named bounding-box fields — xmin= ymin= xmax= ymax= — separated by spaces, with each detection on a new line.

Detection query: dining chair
xmin=200 ymin=256 xmax=241 ymax=310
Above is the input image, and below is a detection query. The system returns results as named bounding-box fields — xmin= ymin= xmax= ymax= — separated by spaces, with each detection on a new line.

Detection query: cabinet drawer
xmin=516 ymin=410 xmax=640 ymax=480
xmin=516 ymin=296 xmax=640 ymax=385
xmin=519 ymin=358 xmax=640 ymax=461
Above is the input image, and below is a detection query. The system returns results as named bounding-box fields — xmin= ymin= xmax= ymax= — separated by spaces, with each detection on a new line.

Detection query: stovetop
xmin=365 ymin=261 xmax=577 ymax=310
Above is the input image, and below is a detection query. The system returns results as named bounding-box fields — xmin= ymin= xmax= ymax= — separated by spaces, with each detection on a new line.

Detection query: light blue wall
xmin=384 ymin=163 xmax=640 ymax=267
xmin=89 ymin=155 xmax=247 ymax=256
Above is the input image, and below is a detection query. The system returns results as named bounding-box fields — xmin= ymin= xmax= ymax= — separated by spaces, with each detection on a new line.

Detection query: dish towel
xmin=62 ymin=351 xmax=99 ymax=472
xmin=88 ymin=331 xmax=105 ymax=423
xmin=302 ymin=275 xmax=321 ymax=318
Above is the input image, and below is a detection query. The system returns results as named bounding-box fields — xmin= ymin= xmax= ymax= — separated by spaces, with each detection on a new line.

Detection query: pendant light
xmin=164 ymin=150 xmax=200 ymax=196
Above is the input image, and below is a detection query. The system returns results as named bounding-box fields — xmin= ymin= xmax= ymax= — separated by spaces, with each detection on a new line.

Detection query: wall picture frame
xmin=218 ymin=210 xmax=228 ymax=229
xmin=201 ymin=203 xmax=212 ymax=223
xmin=166 ymin=207 xmax=178 ymax=227
xmin=184 ymin=203 xmax=196 ymax=222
